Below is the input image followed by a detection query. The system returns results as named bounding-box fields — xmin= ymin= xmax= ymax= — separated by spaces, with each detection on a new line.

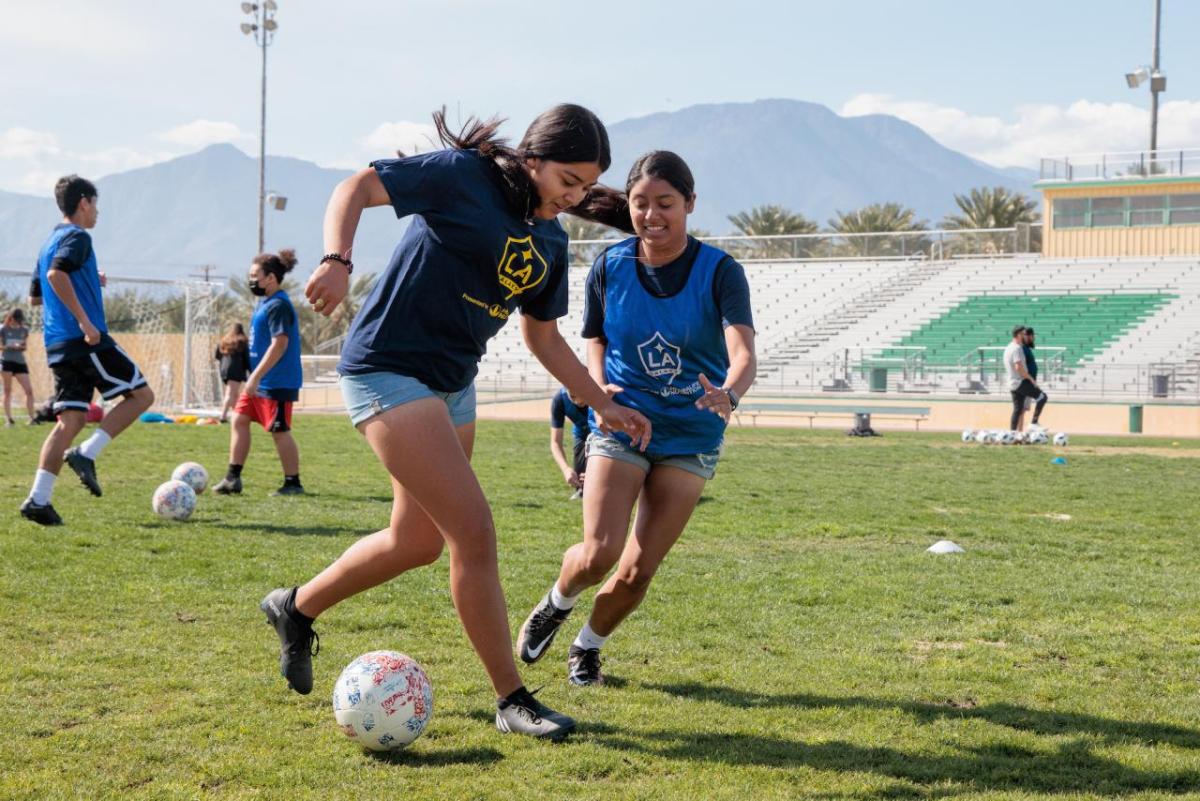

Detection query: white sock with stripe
xmin=29 ymin=469 xmax=56 ymax=505
xmin=78 ymin=429 xmax=112 ymax=461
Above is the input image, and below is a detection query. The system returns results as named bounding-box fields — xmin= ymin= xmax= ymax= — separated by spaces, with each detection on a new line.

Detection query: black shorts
xmin=1 ymin=359 xmax=28 ymax=375
xmin=1010 ymin=379 xmax=1046 ymax=405
xmin=573 ymin=435 xmax=587 ymax=475
xmin=51 ymin=347 xmax=148 ymax=413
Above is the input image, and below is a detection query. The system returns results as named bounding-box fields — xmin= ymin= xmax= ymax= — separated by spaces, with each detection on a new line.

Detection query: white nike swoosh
xmin=524 ymin=630 xmax=555 ymax=660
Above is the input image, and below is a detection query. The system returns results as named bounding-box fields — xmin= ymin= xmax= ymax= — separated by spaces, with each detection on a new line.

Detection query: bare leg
xmin=98 ymin=386 xmax=154 ymax=439
xmin=2 ymin=372 xmax=12 ymax=421
xmin=38 ymin=410 xmax=87 ymax=474
xmin=293 ymin=422 xmax=474 ymax=617
xmin=16 ymin=373 xmax=34 ymax=419
xmin=271 ymin=430 xmax=300 ymax=475
xmin=221 ymin=381 xmax=241 ymax=422
xmin=229 ymin=411 xmax=252 ymax=465
xmin=556 ymin=456 xmax=646 ymax=597
xmin=588 ymin=466 xmax=706 ymax=637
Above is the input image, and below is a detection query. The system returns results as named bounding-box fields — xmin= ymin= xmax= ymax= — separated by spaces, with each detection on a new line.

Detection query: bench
xmin=734 ymin=402 xmax=932 ymax=431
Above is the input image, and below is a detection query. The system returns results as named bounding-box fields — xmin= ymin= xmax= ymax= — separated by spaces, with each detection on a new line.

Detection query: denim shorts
xmin=340 ymin=371 xmax=477 ymax=428
xmin=585 ymin=431 xmax=721 ymax=480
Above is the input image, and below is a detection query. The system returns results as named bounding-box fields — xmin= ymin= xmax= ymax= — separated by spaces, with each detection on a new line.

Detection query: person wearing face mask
xmin=257 ymin=105 xmax=653 ymax=741
xmin=213 ymin=249 xmax=303 ymax=496
xmin=517 ymin=151 xmax=756 ymax=687
xmin=20 ymin=175 xmax=155 ymax=526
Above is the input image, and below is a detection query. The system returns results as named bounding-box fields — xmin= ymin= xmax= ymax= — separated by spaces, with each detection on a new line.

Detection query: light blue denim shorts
xmin=585 ymin=431 xmax=721 ymax=480
xmin=340 ymin=371 xmax=477 ymax=428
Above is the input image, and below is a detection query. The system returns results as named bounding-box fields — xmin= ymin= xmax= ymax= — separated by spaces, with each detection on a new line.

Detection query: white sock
xmin=29 ymin=469 xmax=56 ymax=505
xmin=550 ymin=582 xmax=580 ymax=611
xmin=573 ymin=622 xmax=608 ymax=651
xmin=78 ymin=429 xmax=112 ymax=461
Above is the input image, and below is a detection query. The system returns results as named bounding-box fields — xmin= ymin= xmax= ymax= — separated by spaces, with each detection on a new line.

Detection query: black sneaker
xmin=495 ymin=688 xmax=576 ymax=740
xmin=567 ymin=645 xmax=604 ymax=686
xmin=270 ymin=483 xmax=305 ymax=497
xmin=64 ymin=447 xmax=101 ymax=497
xmin=19 ymin=498 xmax=63 ymax=526
xmin=517 ymin=592 xmax=574 ymax=664
xmin=260 ymin=588 xmax=319 ymax=695
xmin=213 ymin=476 xmax=242 ymax=495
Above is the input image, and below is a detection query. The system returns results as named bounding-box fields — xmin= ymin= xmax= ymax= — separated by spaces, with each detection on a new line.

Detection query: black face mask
xmin=249 ymin=279 xmax=267 ymax=297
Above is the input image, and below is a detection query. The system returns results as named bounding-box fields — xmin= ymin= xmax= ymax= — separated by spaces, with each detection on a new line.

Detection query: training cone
xmin=927 ymin=540 xmax=965 ymax=554
xmin=1051 ymin=456 xmax=1067 ymax=465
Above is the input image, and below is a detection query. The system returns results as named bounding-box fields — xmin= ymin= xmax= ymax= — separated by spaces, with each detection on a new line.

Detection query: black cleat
xmin=212 ymin=476 xmax=242 ymax=495
xmin=64 ymin=447 xmax=101 ymax=497
xmin=260 ymin=588 xmax=318 ymax=695
xmin=567 ymin=645 xmax=604 ymax=686
xmin=270 ymin=483 xmax=305 ymax=497
xmin=495 ymin=688 xmax=576 ymax=740
xmin=517 ymin=591 xmax=574 ymax=664
xmin=19 ymin=498 xmax=63 ymax=526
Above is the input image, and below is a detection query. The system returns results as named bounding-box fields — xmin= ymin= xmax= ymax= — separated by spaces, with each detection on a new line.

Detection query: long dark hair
xmin=430 ymin=104 xmax=635 ymax=232
xmin=219 ymin=322 xmax=248 ymax=355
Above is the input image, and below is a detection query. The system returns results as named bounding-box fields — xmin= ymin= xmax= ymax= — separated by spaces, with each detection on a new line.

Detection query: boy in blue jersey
xmin=550 ymin=386 xmax=590 ymax=499
xmin=20 ymin=175 xmax=155 ymax=526
xmin=213 ymin=250 xmax=304 ymax=497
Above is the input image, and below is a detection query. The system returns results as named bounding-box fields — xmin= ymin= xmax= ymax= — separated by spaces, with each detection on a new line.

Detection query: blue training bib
xmin=593 ymin=237 xmax=729 ymax=456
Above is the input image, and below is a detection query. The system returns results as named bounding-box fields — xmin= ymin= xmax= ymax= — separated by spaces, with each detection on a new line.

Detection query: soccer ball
xmin=333 ymin=651 xmax=433 ymax=752
xmin=1053 ymin=432 xmax=1069 ymax=447
xmin=152 ymin=479 xmax=197 ymax=520
xmin=974 ymin=430 xmax=990 ymax=444
xmin=961 ymin=429 xmax=974 ymax=443
xmin=1000 ymin=431 xmax=1015 ymax=445
xmin=171 ymin=462 xmax=209 ymax=494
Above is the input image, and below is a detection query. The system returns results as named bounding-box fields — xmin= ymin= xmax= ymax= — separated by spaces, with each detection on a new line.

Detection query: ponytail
xmin=567 ymin=186 xmax=635 ymax=234
xmin=253 ymin=248 xmax=299 ymax=283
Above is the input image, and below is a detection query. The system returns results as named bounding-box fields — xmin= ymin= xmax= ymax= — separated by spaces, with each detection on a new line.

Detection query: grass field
xmin=3 ymin=416 xmax=1200 ymax=800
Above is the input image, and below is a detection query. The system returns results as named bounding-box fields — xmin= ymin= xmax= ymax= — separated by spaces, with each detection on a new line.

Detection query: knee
xmin=579 ymin=541 xmax=622 ymax=582
xmin=133 ymin=386 xmax=154 ymax=410
xmin=407 ymin=537 xmax=445 ymax=568
xmin=614 ymin=561 xmax=656 ymax=594
xmin=448 ymin=519 xmax=498 ymax=566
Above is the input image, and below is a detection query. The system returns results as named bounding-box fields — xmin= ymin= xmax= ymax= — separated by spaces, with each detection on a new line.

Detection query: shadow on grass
xmin=202 ymin=521 xmax=347 ymax=537
xmin=593 ymin=683 xmax=1200 ymax=796
xmin=646 ymin=682 xmax=1200 ymax=749
xmin=368 ymin=745 xmax=503 ymax=766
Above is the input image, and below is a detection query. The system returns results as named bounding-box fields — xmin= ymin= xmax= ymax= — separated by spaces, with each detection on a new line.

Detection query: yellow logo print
xmin=497 ymin=236 xmax=548 ymax=300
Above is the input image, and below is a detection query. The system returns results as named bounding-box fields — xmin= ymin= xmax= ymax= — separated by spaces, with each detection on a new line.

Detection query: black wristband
xmin=726 ymin=388 xmax=740 ymax=410
xmin=321 ymin=253 xmax=353 ymax=274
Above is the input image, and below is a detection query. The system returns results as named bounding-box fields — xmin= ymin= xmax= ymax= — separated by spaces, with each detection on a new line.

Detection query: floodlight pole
xmin=1150 ymin=0 xmax=1162 ymax=157
xmin=258 ymin=23 xmax=268 ymax=254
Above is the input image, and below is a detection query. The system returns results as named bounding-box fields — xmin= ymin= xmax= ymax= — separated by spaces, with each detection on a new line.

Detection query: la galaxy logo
xmin=497 ymin=236 xmax=548 ymax=300
xmin=638 ymin=331 xmax=683 ymax=384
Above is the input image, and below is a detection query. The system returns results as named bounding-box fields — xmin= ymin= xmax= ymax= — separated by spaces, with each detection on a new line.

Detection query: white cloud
xmin=0 ymin=127 xmax=176 ymax=195
xmin=157 ymin=120 xmax=252 ymax=148
xmin=841 ymin=94 xmax=1200 ymax=169
xmin=360 ymin=121 xmax=439 ymax=158
xmin=0 ymin=128 xmax=63 ymax=161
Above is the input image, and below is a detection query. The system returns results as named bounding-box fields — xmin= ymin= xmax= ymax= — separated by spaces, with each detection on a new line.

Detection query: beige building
xmin=1037 ymin=149 xmax=1200 ymax=258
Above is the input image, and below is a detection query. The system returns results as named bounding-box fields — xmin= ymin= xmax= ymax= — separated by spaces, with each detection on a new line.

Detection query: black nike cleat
xmin=567 ymin=645 xmax=604 ymax=686
xmin=260 ymin=587 xmax=319 ymax=695
xmin=64 ymin=447 xmax=101 ymax=497
xmin=517 ymin=591 xmax=574 ymax=664
xmin=19 ymin=498 xmax=63 ymax=526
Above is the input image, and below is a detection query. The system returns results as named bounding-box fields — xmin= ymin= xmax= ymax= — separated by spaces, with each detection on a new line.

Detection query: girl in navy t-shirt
xmin=260 ymin=105 xmax=651 ymax=741
xmin=516 ymin=151 xmax=757 ymax=687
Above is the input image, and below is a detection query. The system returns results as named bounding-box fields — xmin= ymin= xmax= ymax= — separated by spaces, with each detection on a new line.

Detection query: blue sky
xmin=3 ymin=0 xmax=1199 ymax=194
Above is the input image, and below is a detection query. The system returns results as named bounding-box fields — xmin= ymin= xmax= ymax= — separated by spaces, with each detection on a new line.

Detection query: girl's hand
xmin=594 ymin=398 xmax=652 ymax=451
xmin=305 ymin=260 xmax=349 ymax=316
xmin=695 ymin=373 xmax=733 ymax=423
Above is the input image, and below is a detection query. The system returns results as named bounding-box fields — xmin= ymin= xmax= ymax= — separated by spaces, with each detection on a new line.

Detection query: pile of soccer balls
xmin=962 ymin=429 xmax=1069 ymax=446
xmin=151 ymin=462 xmax=208 ymax=520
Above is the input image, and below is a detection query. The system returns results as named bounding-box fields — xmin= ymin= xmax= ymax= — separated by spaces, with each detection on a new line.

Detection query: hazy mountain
xmin=0 ymin=99 xmax=1037 ymax=280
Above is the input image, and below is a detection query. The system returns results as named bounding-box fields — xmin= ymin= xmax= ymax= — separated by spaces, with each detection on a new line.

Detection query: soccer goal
xmin=0 ymin=268 xmax=226 ymax=412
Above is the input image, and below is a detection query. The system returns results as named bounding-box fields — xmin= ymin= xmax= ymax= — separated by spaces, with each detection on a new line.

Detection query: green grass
xmin=2 ymin=417 xmax=1200 ymax=800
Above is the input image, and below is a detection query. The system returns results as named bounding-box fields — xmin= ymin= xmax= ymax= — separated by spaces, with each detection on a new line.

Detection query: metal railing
xmin=1039 ymin=148 xmax=1200 ymax=182
xmin=568 ymin=226 xmax=1042 ymax=266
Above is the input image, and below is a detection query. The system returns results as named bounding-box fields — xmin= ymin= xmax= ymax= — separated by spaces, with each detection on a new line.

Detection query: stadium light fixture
xmin=239 ymin=0 xmax=280 ymax=252
xmin=240 ymin=22 xmax=256 ymax=35
xmin=264 ymin=0 xmax=277 ymax=9
xmin=241 ymin=2 xmax=256 ymax=13
xmin=1125 ymin=0 xmax=1166 ymax=156
xmin=1125 ymin=66 xmax=1150 ymax=88
xmin=266 ymin=192 xmax=287 ymax=211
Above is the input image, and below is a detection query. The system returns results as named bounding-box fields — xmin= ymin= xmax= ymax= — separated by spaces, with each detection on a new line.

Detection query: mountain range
xmin=0 ymin=99 xmax=1036 ymax=280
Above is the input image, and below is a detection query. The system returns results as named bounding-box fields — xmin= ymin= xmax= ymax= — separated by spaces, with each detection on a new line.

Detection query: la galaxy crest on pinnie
xmin=638 ymin=331 xmax=683 ymax=385
xmin=497 ymin=235 xmax=548 ymax=301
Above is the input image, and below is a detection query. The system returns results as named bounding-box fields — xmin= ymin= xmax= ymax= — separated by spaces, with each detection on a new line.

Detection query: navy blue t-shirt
xmin=338 ymin=149 xmax=570 ymax=392
xmin=550 ymin=387 xmax=589 ymax=442
xmin=581 ymin=236 xmax=754 ymax=338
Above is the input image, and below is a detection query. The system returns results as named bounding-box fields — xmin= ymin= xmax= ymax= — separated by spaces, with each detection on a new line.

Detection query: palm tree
xmin=829 ymin=203 xmax=928 ymax=257
xmin=941 ymin=187 xmax=1041 ymax=255
xmin=726 ymin=205 xmax=820 ymax=259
